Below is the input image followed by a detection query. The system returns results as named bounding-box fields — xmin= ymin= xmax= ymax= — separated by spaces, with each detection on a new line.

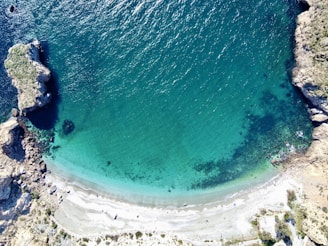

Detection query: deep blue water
xmin=0 ymin=0 xmax=312 ymax=198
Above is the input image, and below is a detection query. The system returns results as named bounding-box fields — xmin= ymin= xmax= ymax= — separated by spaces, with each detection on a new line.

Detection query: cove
xmin=0 ymin=0 xmax=312 ymax=200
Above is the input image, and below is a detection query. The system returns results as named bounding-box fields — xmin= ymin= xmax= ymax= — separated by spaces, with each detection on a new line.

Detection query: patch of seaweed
xmin=190 ymin=89 xmax=312 ymax=190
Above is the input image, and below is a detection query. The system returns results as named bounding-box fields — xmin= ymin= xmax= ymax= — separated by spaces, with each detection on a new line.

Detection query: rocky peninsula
xmin=0 ymin=0 xmax=328 ymax=245
xmin=4 ymin=40 xmax=51 ymax=114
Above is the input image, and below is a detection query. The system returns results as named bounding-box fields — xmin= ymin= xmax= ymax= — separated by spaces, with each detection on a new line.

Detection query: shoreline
xmin=46 ymin=164 xmax=299 ymax=243
xmin=44 ymin=154 xmax=278 ymax=207
xmin=1 ymin=0 xmax=328 ymax=245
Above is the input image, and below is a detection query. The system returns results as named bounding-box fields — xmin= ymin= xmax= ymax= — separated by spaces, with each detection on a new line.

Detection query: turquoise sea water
xmin=0 ymin=0 xmax=312 ymax=199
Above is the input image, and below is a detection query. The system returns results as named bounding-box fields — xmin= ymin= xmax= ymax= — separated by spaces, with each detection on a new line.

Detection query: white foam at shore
xmin=45 ymin=155 xmax=278 ymax=206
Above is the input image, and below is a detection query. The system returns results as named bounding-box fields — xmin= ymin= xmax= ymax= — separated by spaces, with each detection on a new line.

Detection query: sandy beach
xmin=44 ymin=164 xmax=301 ymax=245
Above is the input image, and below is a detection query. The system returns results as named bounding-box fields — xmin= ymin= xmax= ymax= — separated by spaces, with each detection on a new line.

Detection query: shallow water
xmin=0 ymin=0 xmax=312 ymax=198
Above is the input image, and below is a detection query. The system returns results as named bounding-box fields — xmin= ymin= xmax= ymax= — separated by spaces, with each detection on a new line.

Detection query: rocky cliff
xmin=292 ymin=0 xmax=328 ymax=245
xmin=293 ymin=0 xmax=328 ymax=123
xmin=0 ymin=41 xmax=52 ymax=242
xmin=4 ymin=40 xmax=51 ymax=114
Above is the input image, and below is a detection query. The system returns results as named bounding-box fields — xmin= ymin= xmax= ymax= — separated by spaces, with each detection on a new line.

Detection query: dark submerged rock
xmin=62 ymin=120 xmax=75 ymax=135
xmin=9 ymin=5 xmax=15 ymax=13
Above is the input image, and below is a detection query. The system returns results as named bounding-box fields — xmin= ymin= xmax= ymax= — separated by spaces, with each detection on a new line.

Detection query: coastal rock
xmin=15 ymin=192 xmax=32 ymax=212
xmin=0 ymin=117 xmax=19 ymax=146
xmin=311 ymin=113 xmax=328 ymax=123
xmin=292 ymin=7 xmax=328 ymax=244
xmin=0 ymin=117 xmax=25 ymax=161
xmin=2 ymin=124 xmax=25 ymax=162
xmin=293 ymin=0 xmax=328 ymax=116
xmin=4 ymin=40 xmax=51 ymax=114
xmin=11 ymin=108 xmax=19 ymax=117
xmin=0 ymin=169 xmax=13 ymax=201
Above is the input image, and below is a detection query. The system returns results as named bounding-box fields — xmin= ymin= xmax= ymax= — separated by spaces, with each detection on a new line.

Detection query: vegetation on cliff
xmin=4 ymin=41 xmax=51 ymax=114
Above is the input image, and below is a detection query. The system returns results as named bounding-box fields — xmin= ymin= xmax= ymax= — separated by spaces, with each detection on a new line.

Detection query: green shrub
xmin=258 ymin=231 xmax=275 ymax=246
xmin=287 ymin=190 xmax=297 ymax=208
xmin=31 ymin=192 xmax=40 ymax=200
xmin=135 ymin=231 xmax=143 ymax=239
xmin=284 ymin=211 xmax=293 ymax=221
xmin=82 ymin=237 xmax=89 ymax=242
xmin=275 ymin=219 xmax=291 ymax=241
xmin=295 ymin=206 xmax=307 ymax=236
xmin=45 ymin=208 xmax=52 ymax=216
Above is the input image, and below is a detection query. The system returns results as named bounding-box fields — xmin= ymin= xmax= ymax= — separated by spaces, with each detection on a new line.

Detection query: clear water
xmin=0 ymin=0 xmax=312 ymax=198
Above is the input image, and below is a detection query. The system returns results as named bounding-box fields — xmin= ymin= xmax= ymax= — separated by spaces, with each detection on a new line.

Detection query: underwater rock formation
xmin=62 ymin=119 xmax=75 ymax=135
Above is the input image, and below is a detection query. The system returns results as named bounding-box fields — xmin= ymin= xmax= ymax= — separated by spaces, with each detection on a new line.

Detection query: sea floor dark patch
xmin=190 ymin=87 xmax=312 ymax=190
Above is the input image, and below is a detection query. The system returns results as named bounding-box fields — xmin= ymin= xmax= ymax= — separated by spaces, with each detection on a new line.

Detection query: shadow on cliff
xmin=0 ymin=182 xmax=31 ymax=234
xmin=26 ymin=41 xmax=60 ymax=130
xmin=284 ymin=0 xmax=314 ymax=126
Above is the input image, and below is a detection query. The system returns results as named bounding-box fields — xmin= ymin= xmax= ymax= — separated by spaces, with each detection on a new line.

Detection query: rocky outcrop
xmin=0 ymin=168 xmax=13 ymax=201
xmin=292 ymin=2 xmax=328 ymax=244
xmin=0 ymin=118 xmax=48 ymax=235
xmin=299 ymin=124 xmax=328 ymax=246
xmin=293 ymin=0 xmax=328 ymax=123
xmin=4 ymin=40 xmax=51 ymax=114
xmin=0 ymin=40 xmax=55 ymax=239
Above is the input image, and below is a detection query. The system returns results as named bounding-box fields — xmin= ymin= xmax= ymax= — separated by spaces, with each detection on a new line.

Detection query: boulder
xmin=311 ymin=113 xmax=328 ymax=123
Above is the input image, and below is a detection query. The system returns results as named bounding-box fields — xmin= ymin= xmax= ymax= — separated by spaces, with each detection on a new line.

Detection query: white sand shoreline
xmin=45 ymin=163 xmax=300 ymax=244
xmin=45 ymin=155 xmax=279 ymax=207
